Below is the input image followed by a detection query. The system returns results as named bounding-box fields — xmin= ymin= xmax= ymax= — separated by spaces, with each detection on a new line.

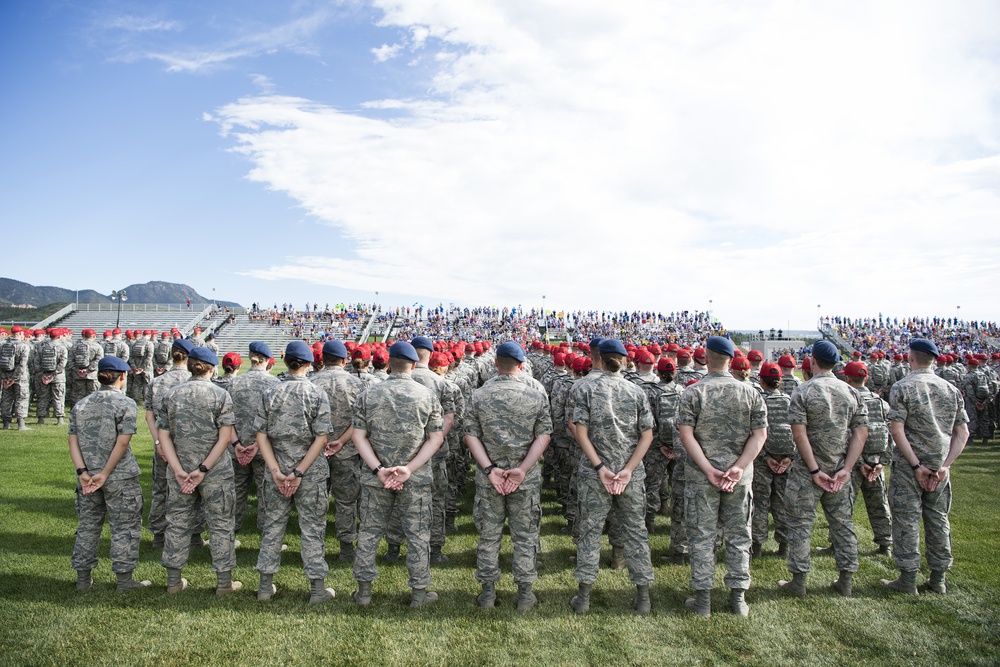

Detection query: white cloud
xmin=214 ymin=0 xmax=1000 ymax=328
xmin=101 ymin=15 xmax=181 ymax=32
xmin=372 ymin=43 xmax=404 ymax=62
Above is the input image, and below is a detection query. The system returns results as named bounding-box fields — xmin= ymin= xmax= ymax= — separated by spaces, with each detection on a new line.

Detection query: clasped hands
xmin=810 ymin=468 xmax=851 ymax=493
xmin=377 ymin=466 xmax=413 ymax=491
xmin=234 ymin=442 xmax=259 ymax=467
xmin=706 ymin=466 xmax=744 ymax=493
xmin=172 ymin=468 xmax=206 ymax=494
xmin=599 ymin=466 xmax=633 ymax=496
xmin=487 ymin=467 xmax=527 ymax=496
xmin=77 ymin=471 xmax=106 ymax=495
xmin=916 ymin=465 xmax=948 ymax=493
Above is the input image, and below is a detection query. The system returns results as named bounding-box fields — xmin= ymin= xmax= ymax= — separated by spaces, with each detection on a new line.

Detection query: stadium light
xmin=110 ymin=289 xmax=127 ymax=328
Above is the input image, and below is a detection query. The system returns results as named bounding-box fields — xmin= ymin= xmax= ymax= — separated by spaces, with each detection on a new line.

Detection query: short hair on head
xmin=705 ymin=349 xmax=730 ymax=367
xmin=812 ymin=355 xmax=836 ymax=371
xmin=496 ymin=356 xmax=520 ymax=372
xmin=912 ymin=350 xmax=935 ymax=366
xmin=389 ymin=357 xmax=414 ymax=373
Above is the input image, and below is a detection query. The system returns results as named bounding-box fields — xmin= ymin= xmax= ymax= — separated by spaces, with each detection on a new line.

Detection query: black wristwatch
xmin=594 ymin=462 xmax=605 ymax=472
xmin=292 ymin=469 xmax=304 ymax=478
xmin=808 ymin=467 xmax=820 ymax=475
xmin=372 ymin=464 xmax=384 ymax=475
xmin=483 ymin=464 xmax=497 ymax=475
xmin=911 ymin=461 xmax=922 ymax=470
xmin=198 ymin=463 xmax=209 ymax=473
xmin=76 ymin=467 xmax=88 ymax=476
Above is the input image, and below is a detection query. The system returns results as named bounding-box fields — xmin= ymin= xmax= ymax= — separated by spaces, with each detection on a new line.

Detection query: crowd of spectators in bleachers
xmin=820 ymin=315 xmax=999 ymax=357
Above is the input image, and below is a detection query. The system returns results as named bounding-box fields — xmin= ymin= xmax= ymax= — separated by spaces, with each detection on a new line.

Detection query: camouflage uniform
xmin=677 ymin=371 xmax=768 ymax=591
xmin=227 ymin=366 xmax=280 ymax=531
xmin=674 ymin=365 xmax=701 ymax=388
xmin=310 ymin=366 xmax=364 ymax=545
xmin=145 ymin=366 xmax=193 ymax=538
xmin=887 ymin=368 xmax=969 ymax=573
xmin=641 ymin=379 xmax=682 ymax=531
xmin=387 ymin=366 xmax=456 ymax=553
xmin=571 ymin=370 xmax=655 ymax=586
xmin=752 ymin=389 xmax=795 ymax=548
xmin=549 ymin=372 xmax=578 ymax=525
xmin=34 ymin=337 xmax=67 ymax=420
xmin=153 ymin=338 xmax=172 ymax=376
xmin=129 ymin=336 xmax=154 ymax=406
xmin=0 ymin=336 xmax=31 ymax=422
xmin=785 ymin=372 xmax=868 ymax=574
xmin=69 ymin=386 xmax=143 ymax=574
xmin=254 ymin=375 xmax=333 ymax=579
xmin=960 ymin=367 xmax=994 ymax=440
xmin=68 ymin=338 xmax=103 ymax=407
xmin=780 ymin=373 xmax=801 ymax=396
xmin=157 ymin=376 xmax=237 ymax=574
xmin=852 ymin=386 xmax=893 ymax=549
xmin=466 ymin=375 xmax=552 ymax=584
xmin=353 ymin=374 xmax=443 ymax=589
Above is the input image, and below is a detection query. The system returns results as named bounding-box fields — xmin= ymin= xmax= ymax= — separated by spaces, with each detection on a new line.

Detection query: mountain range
xmin=0 ymin=278 xmax=240 ymax=308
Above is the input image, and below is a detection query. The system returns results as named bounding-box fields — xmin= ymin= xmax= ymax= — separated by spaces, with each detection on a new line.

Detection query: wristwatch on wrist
xmin=372 ymin=464 xmax=384 ymax=475
xmin=911 ymin=461 xmax=922 ymax=470
xmin=292 ymin=469 xmax=304 ymax=478
xmin=594 ymin=462 xmax=605 ymax=472
xmin=483 ymin=464 xmax=497 ymax=475
xmin=76 ymin=467 xmax=88 ymax=476
xmin=198 ymin=464 xmax=209 ymax=473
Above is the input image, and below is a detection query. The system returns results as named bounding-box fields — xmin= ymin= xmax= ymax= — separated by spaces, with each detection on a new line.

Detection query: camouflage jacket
xmin=227 ymin=367 xmax=279 ymax=445
xmin=254 ymin=374 xmax=332 ymax=480
xmin=69 ymin=385 xmax=140 ymax=482
xmin=311 ymin=366 xmax=364 ymax=460
xmin=157 ymin=376 xmax=236 ymax=476
xmin=888 ymin=367 xmax=969 ymax=469
xmin=571 ymin=370 xmax=654 ymax=480
xmin=788 ymin=371 xmax=868 ymax=472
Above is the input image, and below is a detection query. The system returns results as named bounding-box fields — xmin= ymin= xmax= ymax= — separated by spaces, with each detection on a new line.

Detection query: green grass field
xmin=2 ymin=417 xmax=999 ymax=666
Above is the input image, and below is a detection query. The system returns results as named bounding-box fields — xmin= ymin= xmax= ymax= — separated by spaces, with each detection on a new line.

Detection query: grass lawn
xmin=1 ymin=419 xmax=999 ymax=666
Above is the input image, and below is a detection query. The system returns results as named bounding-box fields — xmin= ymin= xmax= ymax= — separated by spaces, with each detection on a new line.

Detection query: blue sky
xmin=2 ymin=1 xmax=998 ymax=329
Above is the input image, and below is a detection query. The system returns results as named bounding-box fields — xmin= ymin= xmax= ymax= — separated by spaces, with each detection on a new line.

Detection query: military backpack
xmin=0 ymin=340 xmax=17 ymax=372
xmin=38 ymin=341 xmax=58 ymax=372
xmin=763 ymin=392 xmax=795 ymax=458
xmin=862 ymin=391 xmax=891 ymax=462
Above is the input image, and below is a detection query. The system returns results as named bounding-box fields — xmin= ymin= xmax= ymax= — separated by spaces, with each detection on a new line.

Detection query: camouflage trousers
xmin=257 ymin=472 xmax=330 ymax=578
xmin=72 ymin=476 xmax=143 ymax=573
xmin=851 ymin=464 xmax=892 ymax=547
xmin=387 ymin=458 xmax=447 ymax=549
xmin=445 ymin=443 xmax=470 ymax=520
xmin=233 ymin=452 xmax=266 ymax=532
xmin=68 ymin=377 xmax=97 ymax=408
xmin=669 ymin=457 xmax=688 ymax=555
xmin=355 ymin=482 xmax=432 ymax=589
xmin=554 ymin=439 xmax=579 ymax=524
xmin=784 ymin=464 xmax=859 ymax=574
xmin=643 ymin=449 xmax=670 ymax=526
xmin=574 ymin=474 xmax=654 ymax=586
xmin=473 ymin=474 xmax=542 ymax=585
xmin=0 ymin=379 xmax=29 ymax=420
xmin=685 ymin=481 xmax=752 ymax=591
xmin=327 ymin=455 xmax=361 ymax=544
xmin=149 ymin=449 xmax=204 ymax=537
xmin=889 ymin=463 xmax=953 ymax=572
xmin=129 ymin=373 xmax=149 ymax=407
xmin=162 ymin=470 xmax=236 ymax=573
xmin=751 ymin=463 xmax=789 ymax=546
xmin=965 ymin=399 xmax=992 ymax=439
xmin=36 ymin=379 xmax=65 ymax=418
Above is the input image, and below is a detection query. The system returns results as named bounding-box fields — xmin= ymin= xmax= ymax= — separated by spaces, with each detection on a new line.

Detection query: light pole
xmin=708 ymin=299 xmax=713 ymax=320
xmin=375 ymin=291 xmax=379 ymax=312
xmin=212 ymin=287 xmax=216 ymax=306
xmin=110 ymin=289 xmax=127 ymax=328
xmin=817 ymin=304 xmax=821 ymax=328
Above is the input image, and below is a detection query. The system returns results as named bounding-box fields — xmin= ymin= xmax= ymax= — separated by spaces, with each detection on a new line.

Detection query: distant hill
xmin=0 ymin=278 xmax=240 ymax=308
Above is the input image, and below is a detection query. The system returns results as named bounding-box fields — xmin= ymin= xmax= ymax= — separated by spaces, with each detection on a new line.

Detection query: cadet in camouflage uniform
xmin=69 ymin=356 xmax=150 ymax=592
xmin=465 ymin=341 xmax=552 ymax=611
xmin=778 ymin=340 xmax=868 ymax=598
xmin=129 ymin=331 xmax=154 ymax=406
xmin=153 ymin=332 xmax=173 ymax=377
xmin=752 ymin=363 xmax=795 ymax=557
xmin=843 ymin=362 xmax=893 ymax=555
xmin=882 ymin=338 xmax=969 ymax=595
xmin=145 ymin=338 xmax=197 ymax=548
xmin=961 ymin=358 xmax=994 ymax=446
xmin=309 ymin=339 xmax=364 ymax=561
xmin=385 ymin=337 xmax=456 ymax=565
xmin=227 ymin=342 xmax=279 ymax=533
xmin=778 ymin=355 xmax=801 ymax=395
xmin=640 ymin=357 xmax=681 ymax=537
xmin=677 ymin=337 xmax=768 ymax=618
xmin=548 ymin=356 xmax=579 ymax=530
xmin=662 ymin=358 xmax=691 ymax=565
xmin=212 ymin=352 xmax=241 ymax=392
xmin=1 ymin=326 xmax=32 ymax=430
xmin=351 ymin=341 xmax=444 ymax=609
xmin=674 ymin=349 xmax=701 ymax=387
xmin=569 ymin=338 xmax=655 ymax=615
xmin=156 ymin=346 xmax=240 ymax=596
xmin=254 ymin=340 xmax=336 ymax=604
xmin=34 ymin=330 xmax=67 ymax=425
xmin=68 ymin=329 xmax=103 ymax=408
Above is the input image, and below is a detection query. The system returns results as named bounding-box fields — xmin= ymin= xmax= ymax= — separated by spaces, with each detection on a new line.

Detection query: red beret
xmin=747 ymin=350 xmax=764 ymax=362
xmin=648 ymin=344 xmax=661 ymax=355
xmin=553 ymin=353 xmax=566 ymax=367
xmin=373 ymin=349 xmax=389 ymax=363
xmin=667 ymin=344 xmax=680 ymax=353
xmin=103 ymin=330 xmax=113 ymax=337
xmin=428 ymin=351 xmax=449 ymax=368
xmin=730 ymin=357 xmax=750 ymax=371
xmin=693 ymin=347 xmax=707 ymax=361
xmin=676 ymin=349 xmax=692 ymax=360
xmin=223 ymin=352 xmax=242 ymax=368
xmin=778 ymin=355 xmax=796 ymax=369
xmin=844 ymin=361 xmax=868 ymax=377
xmin=759 ymin=362 xmax=781 ymax=379
xmin=636 ymin=351 xmax=654 ymax=365
xmin=801 ymin=357 xmax=812 ymax=372
xmin=656 ymin=358 xmax=676 ymax=372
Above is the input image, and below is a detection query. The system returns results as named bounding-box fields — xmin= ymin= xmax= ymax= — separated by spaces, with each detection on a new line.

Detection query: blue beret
xmin=323 ymin=340 xmax=349 ymax=359
xmin=495 ymin=341 xmax=526 ymax=363
xmin=284 ymin=340 xmax=313 ymax=363
xmin=98 ymin=356 xmax=130 ymax=373
xmin=389 ymin=341 xmax=419 ymax=362
xmin=909 ymin=338 xmax=939 ymax=358
xmin=812 ymin=340 xmax=840 ymax=364
xmin=706 ymin=336 xmax=735 ymax=358
xmin=248 ymin=341 xmax=272 ymax=358
xmin=411 ymin=336 xmax=434 ymax=351
xmin=597 ymin=338 xmax=628 ymax=356
xmin=188 ymin=346 xmax=219 ymax=366
xmin=589 ymin=337 xmax=604 ymax=349
xmin=172 ymin=338 xmax=194 ymax=354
